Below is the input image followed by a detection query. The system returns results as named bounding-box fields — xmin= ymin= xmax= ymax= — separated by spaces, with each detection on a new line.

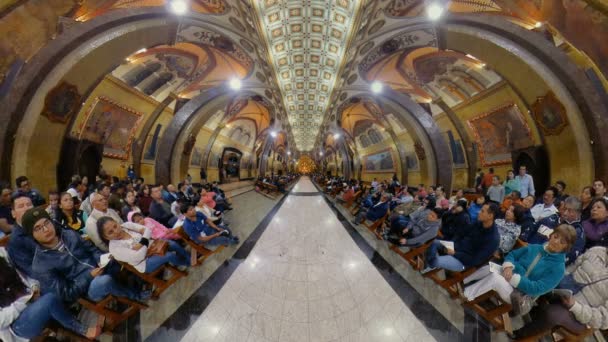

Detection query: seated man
xmin=353 ymin=193 xmax=390 ymax=225
xmin=530 ymin=187 xmax=559 ymax=222
xmin=80 ymin=183 xmax=111 ymax=216
xmin=421 ymin=203 xmax=500 ymax=273
xmin=85 ymin=192 xmax=123 ymax=251
xmin=180 ymin=203 xmax=238 ymax=247
xmin=387 ymin=207 xmax=443 ymax=247
xmin=440 ymin=199 xmax=471 ymax=241
xmin=7 ymin=194 xmax=35 ymax=276
xmin=149 ymin=185 xmax=178 ymax=228
xmin=23 ymin=208 xmax=149 ymax=303
xmin=520 ymin=196 xmax=585 ymax=264
xmin=12 ymin=176 xmax=45 ymax=207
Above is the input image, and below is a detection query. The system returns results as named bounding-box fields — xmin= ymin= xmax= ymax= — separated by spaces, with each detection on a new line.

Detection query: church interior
xmin=1 ymin=0 xmax=608 ymax=341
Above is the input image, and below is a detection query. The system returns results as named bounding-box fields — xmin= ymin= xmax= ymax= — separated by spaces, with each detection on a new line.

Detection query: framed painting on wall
xmin=405 ymin=152 xmax=419 ymax=172
xmin=190 ymin=147 xmax=203 ymax=166
xmin=531 ymin=91 xmax=568 ymax=136
xmin=363 ymin=149 xmax=395 ymax=173
xmin=78 ymin=96 xmax=143 ymax=160
xmin=467 ymin=103 xmax=534 ymax=166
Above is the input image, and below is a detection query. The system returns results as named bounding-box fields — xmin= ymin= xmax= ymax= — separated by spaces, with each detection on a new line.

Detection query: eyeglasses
xmin=33 ymin=219 xmax=53 ymax=233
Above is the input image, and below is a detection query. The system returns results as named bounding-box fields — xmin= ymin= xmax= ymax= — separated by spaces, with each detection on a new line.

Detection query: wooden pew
xmin=117 ymin=260 xmax=187 ymax=299
xmin=550 ymin=326 xmax=594 ymax=342
xmin=0 ymin=234 xmax=9 ymax=247
xmin=462 ymin=290 xmax=513 ymax=333
xmin=390 ymin=239 xmax=435 ymax=270
xmin=174 ymin=226 xmax=224 ymax=266
xmin=78 ymin=295 xmax=148 ymax=333
xmin=362 ymin=212 xmax=389 ymax=240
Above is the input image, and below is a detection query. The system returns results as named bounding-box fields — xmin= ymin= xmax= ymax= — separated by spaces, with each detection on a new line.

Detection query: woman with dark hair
xmin=121 ymin=190 xmax=141 ymax=221
xmin=54 ymin=192 xmax=86 ymax=234
xmin=138 ymin=185 xmax=153 ymax=217
xmin=580 ymin=186 xmax=596 ymax=222
xmin=495 ymin=205 xmax=526 ymax=254
xmin=582 ymin=198 xmax=608 ymax=249
xmin=97 ymin=217 xmax=189 ymax=273
xmin=503 ymin=170 xmax=520 ymax=197
xmin=1 ymin=247 xmax=101 ymax=341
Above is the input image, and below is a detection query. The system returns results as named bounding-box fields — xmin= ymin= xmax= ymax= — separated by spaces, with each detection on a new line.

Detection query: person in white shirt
xmin=530 ymin=187 xmax=559 ymax=222
xmin=371 ymin=178 xmax=379 ymax=190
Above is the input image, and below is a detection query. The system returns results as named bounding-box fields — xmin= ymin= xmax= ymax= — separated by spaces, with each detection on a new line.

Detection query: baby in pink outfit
xmin=128 ymin=211 xmax=181 ymax=240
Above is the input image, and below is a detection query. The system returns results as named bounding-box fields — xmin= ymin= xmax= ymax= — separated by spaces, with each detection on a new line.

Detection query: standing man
xmin=516 ymin=165 xmax=535 ymax=198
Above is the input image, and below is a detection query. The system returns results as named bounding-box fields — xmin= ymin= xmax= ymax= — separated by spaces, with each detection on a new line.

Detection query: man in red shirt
xmin=481 ymin=167 xmax=495 ymax=191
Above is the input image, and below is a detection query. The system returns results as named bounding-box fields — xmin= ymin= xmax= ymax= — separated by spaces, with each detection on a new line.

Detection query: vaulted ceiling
xmin=253 ymin=0 xmax=361 ymax=151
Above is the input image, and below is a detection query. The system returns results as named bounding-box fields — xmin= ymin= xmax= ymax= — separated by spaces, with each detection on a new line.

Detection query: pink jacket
xmin=127 ymin=211 xmax=180 ymax=240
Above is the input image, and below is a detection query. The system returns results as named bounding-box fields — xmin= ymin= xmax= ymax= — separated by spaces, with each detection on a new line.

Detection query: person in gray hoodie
xmin=387 ymin=206 xmax=443 ymax=247
xmin=513 ymin=246 xmax=608 ymax=339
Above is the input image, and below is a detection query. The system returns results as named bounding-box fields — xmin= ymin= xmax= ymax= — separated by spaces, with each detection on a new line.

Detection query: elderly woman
xmin=512 ymin=245 xmax=608 ymax=339
xmin=463 ymin=224 xmax=577 ymax=304
xmin=582 ymin=198 xmax=608 ymax=249
xmin=1 ymin=247 xmax=101 ymax=341
xmin=97 ymin=217 xmax=189 ymax=274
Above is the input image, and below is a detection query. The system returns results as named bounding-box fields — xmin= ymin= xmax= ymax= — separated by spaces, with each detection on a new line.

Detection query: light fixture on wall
xmin=287 ymin=151 xmax=291 ymax=155
xmin=135 ymin=48 xmax=147 ymax=54
xmin=319 ymin=151 xmax=323 ymax=156
xmin=333 ymin=133 xmax=341 ymax=139
xmin=169 ymin=0 xmax=188 ymax=15
xmin=371 ymin=81 xmax=383 ymax=94
xmin=426 ymin=2 xmax=444 ymax=20
xmin=534 ymin=22 xmax=543 ymax=28
xmin=229 ymin=78 xmax=241 ymax=90
xmin=270 ymin=131 xmax=277 ymax=138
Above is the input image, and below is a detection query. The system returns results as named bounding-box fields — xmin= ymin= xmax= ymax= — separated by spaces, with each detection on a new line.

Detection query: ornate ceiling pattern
xmin=253 ymin=0 xmax=359 ymax=151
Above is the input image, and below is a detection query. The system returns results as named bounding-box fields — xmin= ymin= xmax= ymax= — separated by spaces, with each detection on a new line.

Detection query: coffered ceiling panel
xmin=254 ymin=0 xmax=358 ymax=151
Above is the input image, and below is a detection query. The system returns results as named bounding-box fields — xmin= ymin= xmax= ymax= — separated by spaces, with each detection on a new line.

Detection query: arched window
xmin=368 ymin=128 xmax=382 ymax=144
xmin=359 ymin=135 xmax=371 ymax=148
xmin=230 ymin=127 xmax=243 ymax=141
xmin=241 ymin=133 xmax=251 ymax=146
xmin=143 ymin=72 xmax=174 ymax=95
xmin=126 ymin=62 xmax=161 ymax=87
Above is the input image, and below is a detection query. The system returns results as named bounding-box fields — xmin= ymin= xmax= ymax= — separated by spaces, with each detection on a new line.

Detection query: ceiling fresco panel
xmin=254 ymin=0 xmax=358 ymax=151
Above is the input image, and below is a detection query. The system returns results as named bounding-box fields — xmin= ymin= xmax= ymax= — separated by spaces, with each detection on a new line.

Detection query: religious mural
xmin=363 ymin=149 xmax=395 ymax=173
xmin=77 ymin=96 xmax=142 ymax=160
xmin=468 ymin=103 xmax=534 ymax=166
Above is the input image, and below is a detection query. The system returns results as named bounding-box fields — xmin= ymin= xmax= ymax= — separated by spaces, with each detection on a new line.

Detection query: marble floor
xmin=179 ymin=177 xmax=437 ymax=342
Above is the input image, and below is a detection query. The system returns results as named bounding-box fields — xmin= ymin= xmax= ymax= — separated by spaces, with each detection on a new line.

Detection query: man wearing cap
xmin=7 ymin=194 xmax=36 ymax=276
xmin=22 ymin=207 xmax=149 ymax=303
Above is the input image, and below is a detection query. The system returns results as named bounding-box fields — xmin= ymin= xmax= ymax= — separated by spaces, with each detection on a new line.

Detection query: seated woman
xmin=448 ymin=189 xmax=466 ymax=208
xmin=199 ymin=187 xmax=225 ymax=213
xmin=387 ymin=207 xmax=443 ymax=247
xmin=195 ymin=199 xmax=226 ymax=226
xmin=512 ymin=245 xmax=608 ymax=339
xmin=138 ymin=185 xmax=153 ymax=217
xmin=127 ymin=212 xmax=180 ymax=240
xmin=463 ymin=224 xmax=576 ymax=304
xmin=1 ymin=247 xmax=101 ymax=341
xmin=582 ymin=198 xmax=608 ymax=249
xmin=121 ymin=190 xmax=141 ymax=222
xmin=440 ymin=199 xmax=471 ymax=241
xmin=23 ymin=208 xmax=149 ymax=304
xmin=495 ymin=205 xmax=526 ymax=255
xmin=97 ymin=217 xmax=189 ymax=274
xmin=54 ymin=192 xmax=86 ymax=234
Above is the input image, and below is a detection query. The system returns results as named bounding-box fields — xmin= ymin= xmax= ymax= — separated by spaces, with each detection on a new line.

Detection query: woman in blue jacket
xmin=463 ymin=224 xmax=577 ymax=304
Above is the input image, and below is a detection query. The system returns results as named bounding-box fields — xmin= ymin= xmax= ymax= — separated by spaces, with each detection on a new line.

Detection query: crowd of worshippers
xmin=0 ymin=172 xmax=241 ymax=341
xmin=256 ymin=173 xmax=298 ymax=193
xmin=322 ymin=168 xmax=608 ymax=340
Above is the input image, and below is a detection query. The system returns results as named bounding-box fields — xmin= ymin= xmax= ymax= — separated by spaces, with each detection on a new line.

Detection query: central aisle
xmin=180 ymin=177 xmax=436 ymax=342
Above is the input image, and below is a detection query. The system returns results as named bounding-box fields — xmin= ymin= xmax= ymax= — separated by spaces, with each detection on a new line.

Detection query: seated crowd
xmin=0 ymin=172 xmax=246 ymax=341
xmin=319 ymin=170 xmax=608 ymax=340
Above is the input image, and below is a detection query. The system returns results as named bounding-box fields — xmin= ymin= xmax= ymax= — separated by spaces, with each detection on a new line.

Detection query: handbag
xmin=510 ymin=252 xmax=542 ymax=316
xmin=146 ymin=239 xmax=168 ymax=257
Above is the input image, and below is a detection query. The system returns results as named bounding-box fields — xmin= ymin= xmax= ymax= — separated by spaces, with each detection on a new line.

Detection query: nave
xmin=169 ymin=177 xmax=437 ymax=342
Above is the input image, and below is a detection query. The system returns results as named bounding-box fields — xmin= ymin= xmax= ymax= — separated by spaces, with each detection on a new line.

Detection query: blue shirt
xmin=7 ymin=225 xmax=39 ymax=277
xmin=516 ymin=174 xmax=535 ymax=197
xmin=183 ymin=212 xmax=214 ymax=243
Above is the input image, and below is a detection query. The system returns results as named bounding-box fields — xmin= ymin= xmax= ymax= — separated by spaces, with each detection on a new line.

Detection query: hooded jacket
xmin=31 ymin=229 xmax=102 ymax=303
xmin=503 ymin=243 xmax=565 ymax=297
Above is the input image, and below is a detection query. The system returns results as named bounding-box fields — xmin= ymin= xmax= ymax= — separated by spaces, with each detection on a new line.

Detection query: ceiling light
xmin=170 ymin=0 xmax=188 ymax=15
xmin=534 ymin=22 xmax=543 ymax=28
xmin=333 ymin=133 xmax=341 ymax=139
xmin=371 ymin=81 xmax=383 ymax=94
xmin=319 ymin=151 xmax=323 ymax=156
xmin=270 ymin=131 xmax=277 ymax=138
xmin=135 ymin=48 xmax=147 ymax=54
xmin=427 ymin=3 xmax=444 ymax=21
xmin=229 ymin=78 xmax=241 ymax=90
